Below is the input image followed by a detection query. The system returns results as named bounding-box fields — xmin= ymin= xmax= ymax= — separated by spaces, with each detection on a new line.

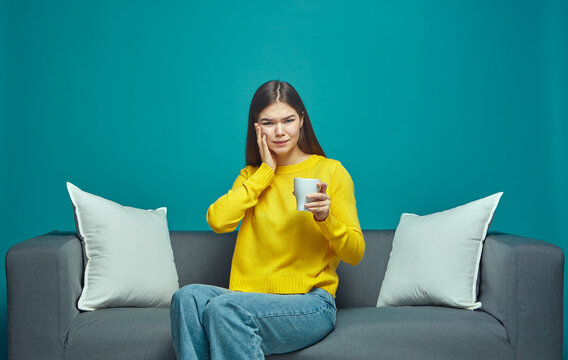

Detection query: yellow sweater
xmin=206 ymin=155 xmax=365 ymax=297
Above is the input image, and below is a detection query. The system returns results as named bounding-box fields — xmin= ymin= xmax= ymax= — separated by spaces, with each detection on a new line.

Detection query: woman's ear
xmin=300 ymin=112 xmax=304 ymax=128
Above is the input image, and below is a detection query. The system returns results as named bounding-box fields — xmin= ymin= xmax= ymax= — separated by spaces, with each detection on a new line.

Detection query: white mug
xmin=294 ymin=178 xmax=320 ymax=211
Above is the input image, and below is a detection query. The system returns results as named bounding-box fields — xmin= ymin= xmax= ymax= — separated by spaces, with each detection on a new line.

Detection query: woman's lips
xmin=274 ymin=140 xmax=289 ymax=145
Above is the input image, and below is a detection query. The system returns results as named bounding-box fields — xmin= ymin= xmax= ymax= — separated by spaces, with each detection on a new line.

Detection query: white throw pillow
xmin=67 ymin=182 xmax=179 ymax=311
xmin=376 ymin=192 xmax=503 ymax=310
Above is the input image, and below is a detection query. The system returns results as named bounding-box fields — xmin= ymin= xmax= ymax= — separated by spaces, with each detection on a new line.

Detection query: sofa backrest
xmin=169 ymin=230 xmax=395 ymax=309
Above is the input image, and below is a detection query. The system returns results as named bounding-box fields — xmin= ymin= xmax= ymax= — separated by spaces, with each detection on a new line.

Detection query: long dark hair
xmin=245 ymin=80 xmax=325 ymax=166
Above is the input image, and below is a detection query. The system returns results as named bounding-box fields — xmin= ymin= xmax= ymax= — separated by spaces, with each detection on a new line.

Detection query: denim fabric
xmin=170 ymin=284 xmax=336 ymax=360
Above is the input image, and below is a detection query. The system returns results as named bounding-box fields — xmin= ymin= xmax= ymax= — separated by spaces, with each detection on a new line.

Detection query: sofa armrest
xmin=479 ymin=232 xmax=564 ymax=360
xmin=5 ymin=231 xmax=83 ymax=360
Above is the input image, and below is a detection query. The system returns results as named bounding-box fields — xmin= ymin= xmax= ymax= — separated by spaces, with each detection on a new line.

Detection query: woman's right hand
xmin=255 ymin=122 xmax=277 ymax=171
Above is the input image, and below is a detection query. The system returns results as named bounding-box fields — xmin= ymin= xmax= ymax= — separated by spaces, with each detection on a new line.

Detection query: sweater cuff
xmin=249 ymin=163 xmax=275 ymax=188
xmin=315 ymin=212 xmax=341 ymax=239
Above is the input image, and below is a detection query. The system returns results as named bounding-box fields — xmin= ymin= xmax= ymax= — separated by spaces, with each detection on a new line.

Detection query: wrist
xmin=263 ymin=161 xmax=276 ymax=172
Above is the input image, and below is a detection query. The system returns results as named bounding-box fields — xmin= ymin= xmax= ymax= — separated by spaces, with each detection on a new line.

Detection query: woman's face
xmin=257 ymin=102 xmax=304 ymax=158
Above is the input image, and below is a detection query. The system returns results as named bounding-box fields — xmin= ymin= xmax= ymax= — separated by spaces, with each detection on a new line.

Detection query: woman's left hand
xmin=305 ymin=182 xmax=330 ymax=222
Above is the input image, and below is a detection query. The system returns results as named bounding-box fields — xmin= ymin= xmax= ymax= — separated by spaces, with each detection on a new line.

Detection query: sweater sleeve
xmin=206 ymin=163 xmax=275 ymax=233
xmin=316 ymin=162 xmax=365 ymax=266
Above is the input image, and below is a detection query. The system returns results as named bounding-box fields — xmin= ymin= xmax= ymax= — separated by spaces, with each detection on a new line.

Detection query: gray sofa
xmin=5 ymin=230 xmax=564 ymax=359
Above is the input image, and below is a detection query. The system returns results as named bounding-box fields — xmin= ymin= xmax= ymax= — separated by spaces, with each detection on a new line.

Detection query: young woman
xmin=170 ymin=80 xmax=365 ymax=359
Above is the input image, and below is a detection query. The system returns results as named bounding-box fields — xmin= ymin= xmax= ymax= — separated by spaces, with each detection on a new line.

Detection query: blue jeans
xmin=170 ymin=284 xmax=337 ymax=360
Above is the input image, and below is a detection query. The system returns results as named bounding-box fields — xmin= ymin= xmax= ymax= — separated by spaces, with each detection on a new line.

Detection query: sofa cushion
xmin=64 ymin=308 xmax=175 ymax=360
xmin=334 ymin=230 xmax=393 ymax=308
xmin=63 ymin=307 xmax=512 ymax=360
xmin=269 ymin=307 xmax=513 ymax=360
xmin=170 ymin=231 xmax=236 ymax=289
xmin=168 ymin=230 xmax=397 ymax=309
xmin=377 ymin=192 xmax=502 ymax=310
xmin=67 ymin=182 xmax=179 ymax=311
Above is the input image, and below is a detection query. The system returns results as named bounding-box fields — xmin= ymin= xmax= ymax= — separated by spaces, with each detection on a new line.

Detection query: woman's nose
xmin=275 ymin=123 xmax=285 ymax=135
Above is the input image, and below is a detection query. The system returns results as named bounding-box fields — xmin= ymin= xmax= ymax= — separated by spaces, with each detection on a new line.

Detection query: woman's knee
xmin=171 ymin=283 xmax=215 ymax=307
xmin=202 ymin=294 xmax=250 ymax=327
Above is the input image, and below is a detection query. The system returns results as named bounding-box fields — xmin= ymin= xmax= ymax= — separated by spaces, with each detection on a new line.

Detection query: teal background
xmin=1 ymin=0 xmax=567 ymax=358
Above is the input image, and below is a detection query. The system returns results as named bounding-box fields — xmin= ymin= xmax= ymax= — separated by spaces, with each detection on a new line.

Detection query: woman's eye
xmin=285 ymin=119 xmax=294 ymax=123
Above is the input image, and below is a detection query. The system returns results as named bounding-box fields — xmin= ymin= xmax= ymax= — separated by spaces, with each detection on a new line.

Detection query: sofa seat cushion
xmin=64 ymin=308 xmax=174 ymax=360
xmin=64 ymin=306 xmax=513 ymax=360
xmin=269 ymin=306 xmax=514 ymax=360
